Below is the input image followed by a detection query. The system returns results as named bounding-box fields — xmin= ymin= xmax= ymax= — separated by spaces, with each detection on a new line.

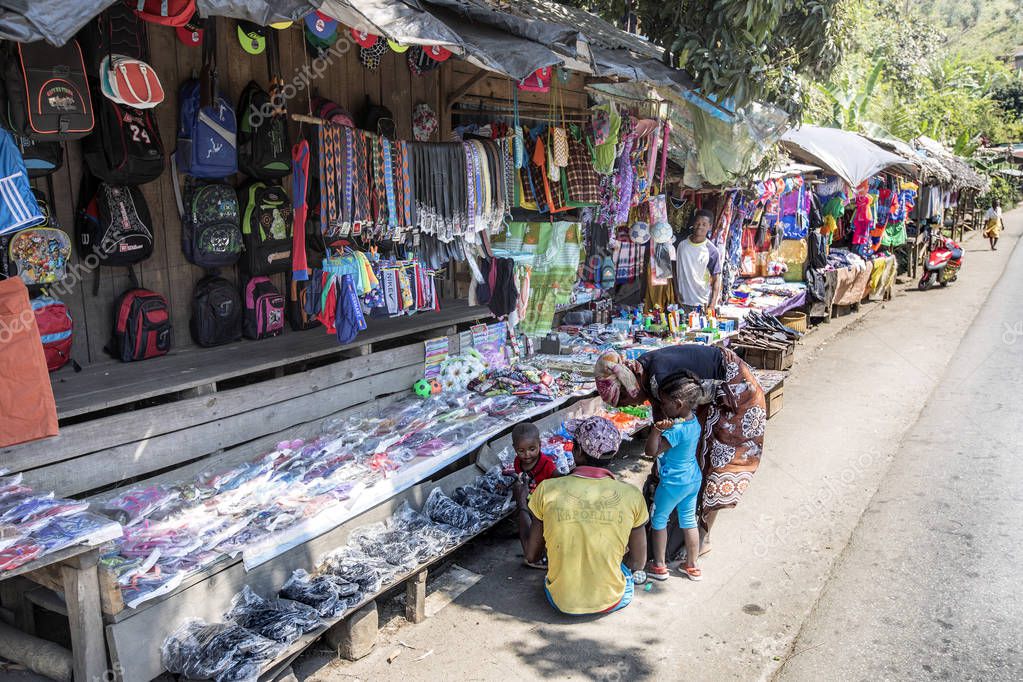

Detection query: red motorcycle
xmin=918 ymin=229 xmax=963 ymax=290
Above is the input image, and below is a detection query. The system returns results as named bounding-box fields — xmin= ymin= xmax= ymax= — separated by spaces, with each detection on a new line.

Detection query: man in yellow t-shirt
xmin=524 ymin=416 xmax=648 ymax=614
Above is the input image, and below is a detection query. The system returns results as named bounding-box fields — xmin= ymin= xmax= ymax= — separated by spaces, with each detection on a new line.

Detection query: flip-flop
xmin=524 ymin=558 xmax=547 ymax=570
xmin=681 ymin=565 xmax=703 ymax=581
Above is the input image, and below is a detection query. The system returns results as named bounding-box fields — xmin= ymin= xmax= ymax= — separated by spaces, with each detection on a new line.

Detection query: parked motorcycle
xmin=918 ymin=228 xmax=963 ymax=290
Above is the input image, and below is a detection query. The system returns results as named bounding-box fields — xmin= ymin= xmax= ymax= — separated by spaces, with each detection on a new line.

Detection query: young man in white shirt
xmin=674 ymin=209 xmax=722 ymax=311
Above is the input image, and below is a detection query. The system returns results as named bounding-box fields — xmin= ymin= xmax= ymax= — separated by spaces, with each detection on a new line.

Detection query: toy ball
xmin=629 ymin=221 xmax=650 ymax=244
xmin=413 ymin=378 xmax=432 ymax=398
xmin=429 ymin=378 xmax=442 ymax=395
xmin=651 ymin=221 xmax=672 ymax=244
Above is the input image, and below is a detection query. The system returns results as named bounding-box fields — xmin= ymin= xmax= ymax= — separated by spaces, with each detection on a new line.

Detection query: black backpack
xmin=287 ymin=274 xmax=322 ymax=331
xmin=78 ymin=1 xmax=150 ymax=73
xmin=240 ymin=180 xmax=292 ymax=275
xmin=180 ymin=179 xmax=243 ymax=269
xmin=83 ymin=96 xmax=164 ymax=184
xmin=78 ymin=181 xmax=155 ymax=267
xmin=4 ymin=40 xmax=94 ymax=140
xmin=191 ymin=275 xmax=243 ymax=347
xmin=237 ymin=80 xmax=291 ymax=179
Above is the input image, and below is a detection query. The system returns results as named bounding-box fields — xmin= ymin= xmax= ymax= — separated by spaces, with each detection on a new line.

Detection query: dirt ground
xmin=283 ymin=215 xmax=1021 ymax=682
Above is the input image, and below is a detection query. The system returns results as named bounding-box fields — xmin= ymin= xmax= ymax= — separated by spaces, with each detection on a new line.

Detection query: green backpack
xmin=240 ymin=180 xmax=292 ymax=275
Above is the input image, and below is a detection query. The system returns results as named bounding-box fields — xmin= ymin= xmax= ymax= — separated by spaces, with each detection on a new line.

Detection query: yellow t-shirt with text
xmin=528 ymin=471 xmax=648 ymax=614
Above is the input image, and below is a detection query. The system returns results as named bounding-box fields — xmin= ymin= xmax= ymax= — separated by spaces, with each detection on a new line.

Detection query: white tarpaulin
xmin=781 ymin=124 xmax=918 ymax=187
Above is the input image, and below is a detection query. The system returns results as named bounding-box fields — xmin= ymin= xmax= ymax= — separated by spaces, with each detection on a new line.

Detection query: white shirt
xmin=674 ymin=238 xmax=721 ymax=306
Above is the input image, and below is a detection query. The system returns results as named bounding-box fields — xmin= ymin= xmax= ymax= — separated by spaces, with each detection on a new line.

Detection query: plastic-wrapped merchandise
xmin=451 ymin=484 xmax=514 ymax=521
xmin=225 ymin=586 xmax=321 ymax=645
xmin=33 ymin=512 xmax=119 ymax=553
xmin=279 ymin=569 xmax=360 ymax=618
xmin=422 ymin=487 xmax=483 ymax=536
xmin=101 ymin=486 xmax=180 ymax=526
xmin=319 ymin=547 xmax=383 ymax=594
xmin=474 ymin=467 xmax=516 ymax=497
xmin=161 ymin=618 xmax=282 ymax=682
xmin=0 ymin=494 xmax=57 ymax=525
xmin=0 ymin=540 xmax=43 ymax=571
xmin=350 ymin=526 xmax=434 ymax=568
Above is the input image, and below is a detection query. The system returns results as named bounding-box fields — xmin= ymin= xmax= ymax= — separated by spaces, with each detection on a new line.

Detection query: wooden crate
xmin=765 ymin=383 xmax=784 ymax=419
xmin=735 ymin=344 xmax=794 ymax=371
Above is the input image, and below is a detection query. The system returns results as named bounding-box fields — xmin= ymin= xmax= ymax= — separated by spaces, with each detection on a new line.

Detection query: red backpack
xmin=110 ymin=287 xmax=171 ymax=361
xmin=133 ymin=0 xmax=195 ymax=27
xmin=31 ymin=297 xmax=74 ymax=371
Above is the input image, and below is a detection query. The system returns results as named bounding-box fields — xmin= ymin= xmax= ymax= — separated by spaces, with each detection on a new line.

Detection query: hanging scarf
xmin=291 ymin=140 xmax=310 ymax=281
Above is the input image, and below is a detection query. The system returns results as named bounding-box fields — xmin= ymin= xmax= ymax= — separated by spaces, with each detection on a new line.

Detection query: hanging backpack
xmin=109 ymin=287 xmax=171 ymax=362
xmin=2 ymin=129 xmax=63 ymax=178
xmin=83 ymin=96 xmax=164 ymax=184
xmin=335 ymin=273 xmax=366 ymax=345
xmin=240 ymin=180 xmax=292 ymax=275
xmin=133 ymin=0 xmax=196 ymax=27
xmin=243 ymin=276 xmax=285 ymax=340
xmin=31 ymin=296 xmax=74 ymax=371
xmin=191 ymin=275 xmax=242 ymax=347
xmin=79 ymin=1 xmax=150 ymax=72
xmin=0 ymin=128 xmax=44 ymax=237
xmin=237 ymin=81 xmax=291 ymax=179
xmin=3 ymin=40 xmax=94 ymax=140
xmin=179 ymin=179 xmax=243 ymax=268
xmin=287 ymin=274 xmax=322 ymax=331
xmin=361 ymin=100 xmax=395 ymax=138
xmin=2 ymin=187 xmax=72 ymax=287
xmin=78 ymin=181 xmax=154 ymax=267
xmin=176 ymin=22 xmax=236 ymax=178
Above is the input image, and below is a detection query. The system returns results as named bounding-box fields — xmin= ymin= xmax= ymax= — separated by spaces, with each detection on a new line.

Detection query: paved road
xmin=777 ymin=235 xmax=1023 ymax=680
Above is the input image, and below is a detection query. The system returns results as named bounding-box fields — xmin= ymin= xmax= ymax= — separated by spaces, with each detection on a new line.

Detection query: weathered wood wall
xmin=35 ymin=19 xmax=591 ymax=367
xmin=37 ymin=20 xmax=444 ymax=366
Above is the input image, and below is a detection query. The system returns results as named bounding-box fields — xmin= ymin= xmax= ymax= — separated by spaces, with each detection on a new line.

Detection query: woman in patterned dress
xmin=594 ymin=345 xmax=766 ymax=553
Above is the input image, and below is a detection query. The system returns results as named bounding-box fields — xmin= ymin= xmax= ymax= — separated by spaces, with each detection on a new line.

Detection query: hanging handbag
xmin=550 ymin=78 xmax=569 ymax=168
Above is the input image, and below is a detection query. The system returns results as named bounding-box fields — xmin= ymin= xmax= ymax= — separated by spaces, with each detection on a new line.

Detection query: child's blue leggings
xmin=651 ymin=478 xmax=701 ymax=530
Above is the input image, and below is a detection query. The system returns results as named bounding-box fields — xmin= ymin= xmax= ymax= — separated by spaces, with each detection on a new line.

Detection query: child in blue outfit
xmin=644 ymin=384 xmax=704 ymax=581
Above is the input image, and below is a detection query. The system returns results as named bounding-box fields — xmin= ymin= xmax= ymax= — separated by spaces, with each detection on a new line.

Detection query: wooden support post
xmin=405 ymin=569 xmax=427 ymax=624
xmin=444 ymin=68 xmax=489 ymax=118
xmin=60 ymin=550 xmax=107 ymax=682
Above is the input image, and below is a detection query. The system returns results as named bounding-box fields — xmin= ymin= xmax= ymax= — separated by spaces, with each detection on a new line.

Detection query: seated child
xmin=511 ymin=422 xmax=557 ymax=568
xmin=644 ymin=375 xmax=704 ymax=581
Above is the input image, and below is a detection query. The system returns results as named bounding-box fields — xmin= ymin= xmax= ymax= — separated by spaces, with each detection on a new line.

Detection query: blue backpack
xmin=175 ymin=77 xmax=237 ymax=179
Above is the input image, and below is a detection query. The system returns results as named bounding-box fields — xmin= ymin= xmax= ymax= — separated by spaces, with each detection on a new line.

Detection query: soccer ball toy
xmin=413 ymin=378 xmax=432 ymax=397
xmin=629 ymin=221 xmax=650 ymax=244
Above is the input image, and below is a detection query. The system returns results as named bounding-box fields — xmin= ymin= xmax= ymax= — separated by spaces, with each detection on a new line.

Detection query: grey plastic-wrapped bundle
xmin=225 ymin=586 xmax=322 ymax=645
xmin=451 ymin=484 xmax=514 ymax=521
xmin=349 ymin=525 xmax=431 ymax=569
xmin=475 ymin=466 xmax=517 ymax=496
xmin=422 ymin=487 xmax=483 ymax=535
xmin=279 ymin=570 xmax=361 ymax=619
xmin=319 ymin=546 xmax=383 ymax=594
xmin=161 ymin=618 xmax=282 ymax=682
xmin=390 ymin=501 xmax=464 ymax=554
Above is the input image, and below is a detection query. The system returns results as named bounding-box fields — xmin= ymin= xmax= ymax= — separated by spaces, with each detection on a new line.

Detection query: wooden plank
xmin=104 ymin=464 xmax=485 ymax=682
xmin=60 ymin=550 xmax=108 ymax=682
xmin=5 ymin=332 xmax=446 ymax=473
xmin=24 ymin=363 xmax=424 ymax=497
xmin=48 ymin=301 xmax=488 ymax=419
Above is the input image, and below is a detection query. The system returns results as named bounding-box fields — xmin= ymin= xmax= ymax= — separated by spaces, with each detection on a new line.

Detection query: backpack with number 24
xmin=82 ymin=95 xmax=164 ymax=185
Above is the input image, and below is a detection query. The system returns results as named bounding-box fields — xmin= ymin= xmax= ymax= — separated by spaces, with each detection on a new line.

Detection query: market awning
xmin=781 ymin=124 xmax=919 ymax=187
xmin=914 ymin=135 xmax=989 ymax=193
xmin=0 ymin=0 xmax=318 ymax=45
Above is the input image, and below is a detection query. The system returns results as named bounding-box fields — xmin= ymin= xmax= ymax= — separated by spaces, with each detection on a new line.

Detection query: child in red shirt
xmin=511 ymin=422 xmax=557 ymax=568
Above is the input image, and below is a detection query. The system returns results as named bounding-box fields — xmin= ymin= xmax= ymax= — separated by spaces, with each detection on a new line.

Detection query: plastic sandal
xmin=681 ymin=565 xmax=703 ymax=581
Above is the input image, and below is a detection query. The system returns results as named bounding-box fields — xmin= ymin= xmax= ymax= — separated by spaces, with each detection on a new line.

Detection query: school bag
xmin=79 ymin=1 xmax=150 ymax=72
xmin=31 ymin=296 xmax=74 ymax=371
xmin=3 ymin=129 xmax=63 ymax=178
xmin=176 ymin=23 xmax=236 ymax=178
xmin=133 ymin=0 xmax=196 ymax=27
xmin=2 ymin=187 xmax=72 ymax=287
xmin=240 ymin=180 xmax=292 ymax=275
xmin=287 ymin=273 xmax=321 ymax=331
xmin=179 ymin=179 xmax=243 ymax=268
xmin=109 ymin=287 xmax=171 ymax=362
xmin=191 ymin=275 xmax=242 ymax=347
xmin=0 ymin=128 xmax=44 ymax=237
xmin=243 ymin=276 xmax=285 ymax=340
xmin=83 ymin=96 xmax=164 ymax=184
xmin=176 ymin=77 xmax=237 ymax=178
xmin=78 ymin=181 xmax=154 ymax=268
xmin=3 ymin=40 xmax=94 ymax=140
xmin=237 ymin=81 xmax=291 ymax=179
